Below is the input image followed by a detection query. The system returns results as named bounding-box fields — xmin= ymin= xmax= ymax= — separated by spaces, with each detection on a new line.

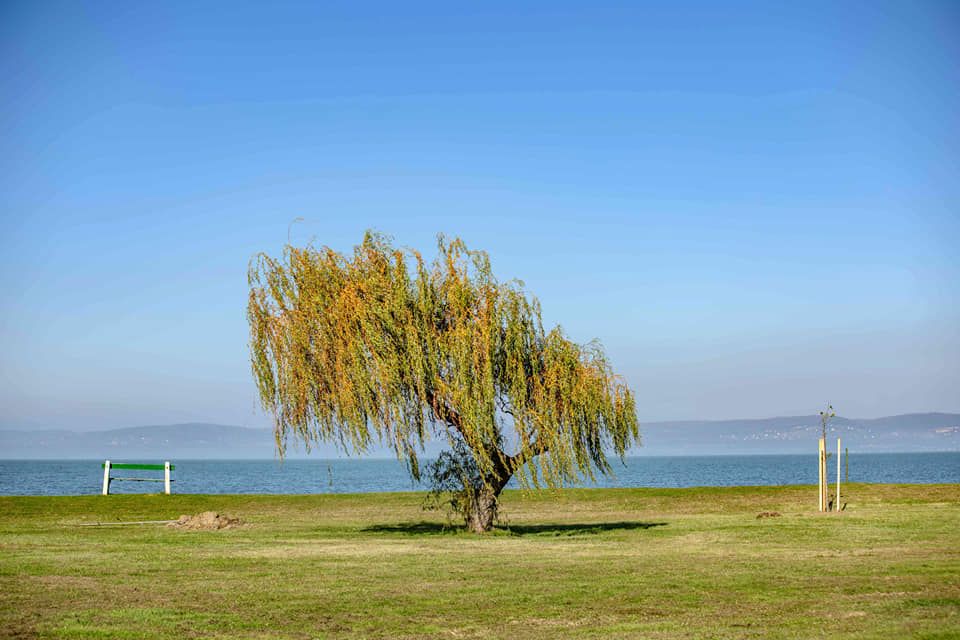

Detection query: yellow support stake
xmin=836 ymin=438 xmax=841 ymax=512
xmin=824 ymin=441 xmax=829 ymax=511
xmin=823 ymin=438 xmax=829 ymax=512
xmin=817 ymin=438 xmax=825 ymax=511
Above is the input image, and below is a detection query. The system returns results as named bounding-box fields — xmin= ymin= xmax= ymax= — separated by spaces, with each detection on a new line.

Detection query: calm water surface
xmin=0 ymin=453 xmax=957 ymax=496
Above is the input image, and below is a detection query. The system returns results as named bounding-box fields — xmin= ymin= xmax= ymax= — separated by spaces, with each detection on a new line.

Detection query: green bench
xmin=101 ymin=460 xmax=175 ymax=495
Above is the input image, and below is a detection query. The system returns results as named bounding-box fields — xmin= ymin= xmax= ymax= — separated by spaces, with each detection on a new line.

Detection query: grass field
xmin=1 ymin=484 xmax=958 ymax=639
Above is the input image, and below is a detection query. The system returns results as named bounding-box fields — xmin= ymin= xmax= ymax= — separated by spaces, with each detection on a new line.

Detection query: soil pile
xmin=168 ymin=511 xmax=241 ymax=530
xmin=755 ymin=511 xmax=782 ymax=519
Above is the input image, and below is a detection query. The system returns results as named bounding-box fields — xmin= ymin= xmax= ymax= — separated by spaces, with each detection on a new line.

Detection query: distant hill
xmin=0 ymin=423 xmax=277 ymax=460
xmin=0 ymin=414 xmax=957 ymax=459
xmin=637 ymin=413 xmax=960 ymax=455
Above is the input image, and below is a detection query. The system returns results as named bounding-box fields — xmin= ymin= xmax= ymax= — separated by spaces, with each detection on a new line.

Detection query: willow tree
xmin=248 ymin=232 xmax=639 ymax=532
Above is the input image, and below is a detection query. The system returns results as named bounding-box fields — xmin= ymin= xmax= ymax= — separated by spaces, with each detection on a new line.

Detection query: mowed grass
xmin=1 ymin=484 xmax=958 ymax=639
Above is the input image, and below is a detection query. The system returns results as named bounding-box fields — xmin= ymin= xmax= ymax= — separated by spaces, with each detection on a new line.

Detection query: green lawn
xmin=1 ymin=484 xmax=958 ymax=639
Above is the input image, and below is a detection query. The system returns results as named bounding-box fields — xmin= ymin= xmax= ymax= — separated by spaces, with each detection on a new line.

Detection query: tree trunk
xmin=465 ymin=481 xmax=504 ymax=533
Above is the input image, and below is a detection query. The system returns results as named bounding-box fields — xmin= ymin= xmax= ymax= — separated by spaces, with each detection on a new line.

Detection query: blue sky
xmin=1 ymin=1 xmax=958 ymax=432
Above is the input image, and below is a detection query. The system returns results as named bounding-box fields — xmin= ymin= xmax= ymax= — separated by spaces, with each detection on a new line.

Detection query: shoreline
xmin=2 ymin=481 xmax=958 ymax=500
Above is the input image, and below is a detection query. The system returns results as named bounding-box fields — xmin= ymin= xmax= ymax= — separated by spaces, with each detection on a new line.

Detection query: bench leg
xmin=102 ymin=460 xmax=111 ymax=495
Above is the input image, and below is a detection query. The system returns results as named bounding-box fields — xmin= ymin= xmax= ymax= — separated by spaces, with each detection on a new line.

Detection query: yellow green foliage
xmin=247 ymin=232 xmax=639 ymax=490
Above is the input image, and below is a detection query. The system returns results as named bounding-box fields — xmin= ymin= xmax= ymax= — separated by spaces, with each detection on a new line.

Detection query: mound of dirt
xmin=168 ymin=511 xmax=241 ymax=531
xmin=756 ymin=511 xmax=782 ymax=519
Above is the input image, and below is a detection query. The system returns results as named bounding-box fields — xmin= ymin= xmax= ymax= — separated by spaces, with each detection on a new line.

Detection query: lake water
xmin=0 ymin=452 xmax=957 ymax=496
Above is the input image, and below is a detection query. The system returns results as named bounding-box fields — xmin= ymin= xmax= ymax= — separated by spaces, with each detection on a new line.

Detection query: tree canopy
xmin=248 ymin=232 xmax=639 ymax=530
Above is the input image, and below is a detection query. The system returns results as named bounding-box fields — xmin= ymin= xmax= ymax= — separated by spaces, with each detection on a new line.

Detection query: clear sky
xmin=1 ymin=1 xmax=958 ymax=432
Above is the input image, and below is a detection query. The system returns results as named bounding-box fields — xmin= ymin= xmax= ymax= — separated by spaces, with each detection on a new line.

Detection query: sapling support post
xmin=836 ymin=438 xmax=841 ymax=512
xmin=818 ymin=438 xmax=826 ymax=512
xmin=817 ymin=405 xmax=836 ymax=512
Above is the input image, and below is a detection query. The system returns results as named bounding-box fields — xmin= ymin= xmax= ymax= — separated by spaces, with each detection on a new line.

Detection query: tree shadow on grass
xmin=502 ymin=521 xmax=668 ymax=536
xmin=361 ymin=521 xmax=667 ymax=537
xmin=361 ymin=522 xmax=462 ymax=536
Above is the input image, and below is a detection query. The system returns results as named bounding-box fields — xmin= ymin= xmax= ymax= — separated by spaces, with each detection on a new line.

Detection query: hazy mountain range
xmin=1 ymin=413 xmax=957 ymax=459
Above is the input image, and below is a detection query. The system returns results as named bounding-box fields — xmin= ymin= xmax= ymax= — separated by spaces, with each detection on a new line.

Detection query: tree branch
xmin=504 ymin=437 xmax=549 ymax=476
xmin=425 ymin=388 xmax=465 ymax=435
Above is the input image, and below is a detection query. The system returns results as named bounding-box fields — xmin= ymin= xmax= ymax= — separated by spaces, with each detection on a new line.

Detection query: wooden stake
xmin=817 ymin=438 xmax=825 ymax=511
xmin=836 ymin=438 xmax=841 ymax=512
xmin=164 ymin=461 xmax=171 ymax=495
xmin=823 ymin=440 xmax=829 ymax=511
